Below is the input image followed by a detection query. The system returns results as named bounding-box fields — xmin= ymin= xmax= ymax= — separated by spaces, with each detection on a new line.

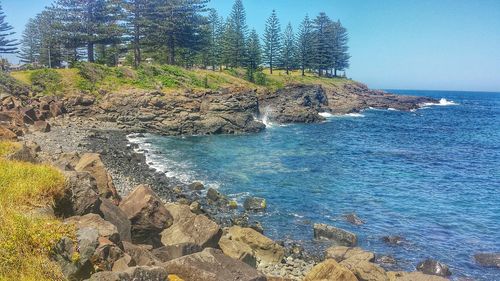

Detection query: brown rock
xmin=119 ymin=185 xmax=173 ymax=246
xmin=325 ymin=246 xmax=375 ymax=263
xmin=219 ymin=226 xmax=285 ymax=265
xmin=151 ymin=243 xmax=203 ymax=262
xmin=218 ymin=236 xmax=257 ymax=267
xmin=33 ymin=120 xmax=51 ymax=132
xmin=92 ymin=237 xmax=125 ymax=272
xmin=163 ymin=248 xmax=267 ymax=281
xmin=121 ymin=241 xmax=160 ymax=266
xmin=304 ymin=259 xmax=358 ymax=281
xmin=341 ymin=259 xmax=389 ymax=281
xmin=0 ymin=125 xmax=17 ymax=140
xmin=75 ymin=153 xmax=120 ymax=200
xmin=111 ymin=254 xmax=135 ymax=272
xmin=160 ymin=203 xmax=221 ymax=249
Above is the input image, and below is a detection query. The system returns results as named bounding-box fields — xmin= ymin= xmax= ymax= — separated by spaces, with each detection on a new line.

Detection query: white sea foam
xmin=260 ymin=105 xmax=274 ymax=128
xmin=387 ymin=108 xmax=398 ymax=111
xmin=126 ymin=133 xmax=219 ymax=188
xmin=422 ymin=98 xmax=459 ymax=107
xmin=344 ymin=113 xmax=365 ymax=118
xmin=319 ymin=112 xmax=334 ymax=118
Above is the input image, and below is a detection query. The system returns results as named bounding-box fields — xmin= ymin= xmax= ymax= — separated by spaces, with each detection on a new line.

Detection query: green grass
xmin=10 ymin=63 xmax=355 ymax=98
xmin=0 ymin=141 xmax=74 ymax=281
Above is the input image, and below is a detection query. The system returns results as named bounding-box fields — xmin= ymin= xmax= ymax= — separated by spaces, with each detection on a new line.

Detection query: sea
xmin=129 ymin=90 xmax=500 ymax=280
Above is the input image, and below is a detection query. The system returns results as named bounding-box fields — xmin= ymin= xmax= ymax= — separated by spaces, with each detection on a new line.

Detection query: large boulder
xmin=304 ymin=259 xmax=358 ymax=281
xmin=75 ymin=153 xmax=120 ymax=201
xmin=0 ymin=125 xmax=17 ymax=140
xmin=121 ymin=241 xmax=160 ymax=266
xmin=341 ymin=259 xmax=389 ymax=281
xmin=54 ymin=171 xmax=101 ymax=218
xmin=219 ymin=226 xmax=285 ymax=265
xmin=65 ymin=214 xmax=121 ymax=245
xmin=160 ymin=203 xmax=221 ymax=249
xmin=218 ymin=236 xmax=257 ymax=267
xmin=92 ymin=237 xmax=125 ymax=272
xmin=474 ymin=253 xmax=500 ymax=268
xmin=416 ymin=259 xmax=451 ymax=277
xmin=86 ymin=266 xmax=168 ymax=281
xmin=33 ymin=120 xmax=51 ymax=132
xmin=152 ymin=243 xmax=203 ymax=262
xmin=119 ymin=185 xmax=173 ymax=246
xmin=313 ymin=223 xmax=357 ymax=247
xmin=99 ymin=198 xmax=132 ymax=242
xmin=163 ymin=248 xmax=267 ymax=281
xmin=325 ymin=246 xmax=375 ymax=263
xmin=387 ymin=271 xmax=449 ymax=281
xmin=5 ymin=144 xmax=37 ymax=163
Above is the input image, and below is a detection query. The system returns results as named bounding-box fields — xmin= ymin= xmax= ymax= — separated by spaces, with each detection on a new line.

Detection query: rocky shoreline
xmin=4 ymin=81 xmax=495 ymax=280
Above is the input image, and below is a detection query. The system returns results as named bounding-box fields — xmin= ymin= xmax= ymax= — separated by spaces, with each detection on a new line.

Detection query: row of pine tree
xmin=1 ymin=0 xmax=350 ymax=77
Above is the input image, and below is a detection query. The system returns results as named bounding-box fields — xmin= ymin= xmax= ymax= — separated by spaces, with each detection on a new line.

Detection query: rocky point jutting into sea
xmin=4 ymin=76 xmax=498 ymax=281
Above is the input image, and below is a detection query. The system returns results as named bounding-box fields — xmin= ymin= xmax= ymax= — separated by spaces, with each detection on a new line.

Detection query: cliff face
xmin=1 ymin=80 xmax=437 ymax=137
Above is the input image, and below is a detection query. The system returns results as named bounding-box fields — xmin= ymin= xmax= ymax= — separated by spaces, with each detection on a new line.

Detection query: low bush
xmin=29 ymin=69 xmax=63 ymax=96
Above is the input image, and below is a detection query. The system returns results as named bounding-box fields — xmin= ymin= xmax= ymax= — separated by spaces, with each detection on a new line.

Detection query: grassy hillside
xmin=0 ymin=141 xmax=74 ymax=281
xmin=10 ymin=63 xmax=354 ymax=97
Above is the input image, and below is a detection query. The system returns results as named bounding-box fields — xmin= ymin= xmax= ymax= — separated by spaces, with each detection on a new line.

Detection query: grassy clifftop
xmin=10 ymin=63 xmax=355 ymax=97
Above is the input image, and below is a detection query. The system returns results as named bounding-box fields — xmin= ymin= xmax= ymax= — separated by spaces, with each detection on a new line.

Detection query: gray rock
xmin=313 ymin=223 xmax=357 ymax=247
xmin=65 ymin=214 xmax=121 ymax=245
xmin=474 ymin=253 xmax=500 ymax=268
xmin=54 ymin=171 xmax=101 ymax=218
xmin=86 ymin=266 xmax=168 ymax=281
xmin=417 ymin=259 xmax=452 ymax=277
xmin=382 ymin=235 xmax=405 ymax=245
xmin=189 ymin=182 xmax=205 ymax=190
xmin=206 ymin=188 xmax=223 ymax=201
xmin=343 ymin=213 xmax=365 ymax=225
xmin=244 ymin=197 xmax=267 ymax=212
xmin=52 ymin=228 xmax=99 ymax=280
xmin=99 ymin=198 xmax=132 ymax=242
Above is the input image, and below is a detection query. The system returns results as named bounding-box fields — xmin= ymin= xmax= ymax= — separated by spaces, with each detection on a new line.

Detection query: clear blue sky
xmin=1 ymin=0 xmax=499 ymax=92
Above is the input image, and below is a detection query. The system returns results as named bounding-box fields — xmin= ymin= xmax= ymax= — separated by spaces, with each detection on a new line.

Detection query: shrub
xmin=255 ymin=71 xmax=267 ymax=86
xmin=29 ymin=69 xmax=63 ymax=96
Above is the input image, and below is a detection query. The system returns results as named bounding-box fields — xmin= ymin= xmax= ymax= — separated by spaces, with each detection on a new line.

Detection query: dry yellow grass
xmin=0 ymin=141 xmax=21 ymax=157
xmin=0 ymin=141 xmax=74 ymax=281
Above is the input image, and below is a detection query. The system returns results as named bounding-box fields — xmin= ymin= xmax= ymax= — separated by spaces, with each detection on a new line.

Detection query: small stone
xmin=189 ymin=182 xmax=205 ymax=190
xmin=244 ymin=197 xmax=267 ymax=212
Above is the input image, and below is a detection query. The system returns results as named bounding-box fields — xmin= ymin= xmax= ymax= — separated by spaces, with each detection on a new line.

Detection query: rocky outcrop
xmin=313 ymin=223 xmax=358 ymax=246
xmin=99 ymin=198 xmax=132 ymax=243
xmin=163 ymin=248 xmax=267 ymax=281
xmin=119 ymin=185 xmax=173 ymax=246
xmin=304 ymin=259 xmax=358 ymax=281
xmin=258 ymin=84 xmax=328 ymax=124
xmin=55 ymin=171 xmax=101 ymax=217
xmin=324 ymin=82 xmax=436 ymax=114
xmin=219 ymin=226 xmax=285 ymax=266
xmin=160 ymin=203 xmax=222 ymax=249
xmin=97 ymin=89 xmax=265 ymax=135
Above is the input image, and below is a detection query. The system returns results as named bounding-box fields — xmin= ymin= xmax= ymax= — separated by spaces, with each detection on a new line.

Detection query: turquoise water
xmin=137 ymin=90 xmax=500 ymax=280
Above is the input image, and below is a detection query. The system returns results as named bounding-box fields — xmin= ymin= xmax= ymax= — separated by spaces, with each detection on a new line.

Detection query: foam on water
xmin=422 ymin=98 xmax=459 ymax=107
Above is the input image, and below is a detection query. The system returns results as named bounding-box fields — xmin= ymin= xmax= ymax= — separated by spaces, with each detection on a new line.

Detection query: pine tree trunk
xmin=334 ymin=68 xmax=337 ymax=77
xmin=87 ymin=43 xmax=94 ymax=63
xmin=168 ymin=35 xmax=175 ymax=65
